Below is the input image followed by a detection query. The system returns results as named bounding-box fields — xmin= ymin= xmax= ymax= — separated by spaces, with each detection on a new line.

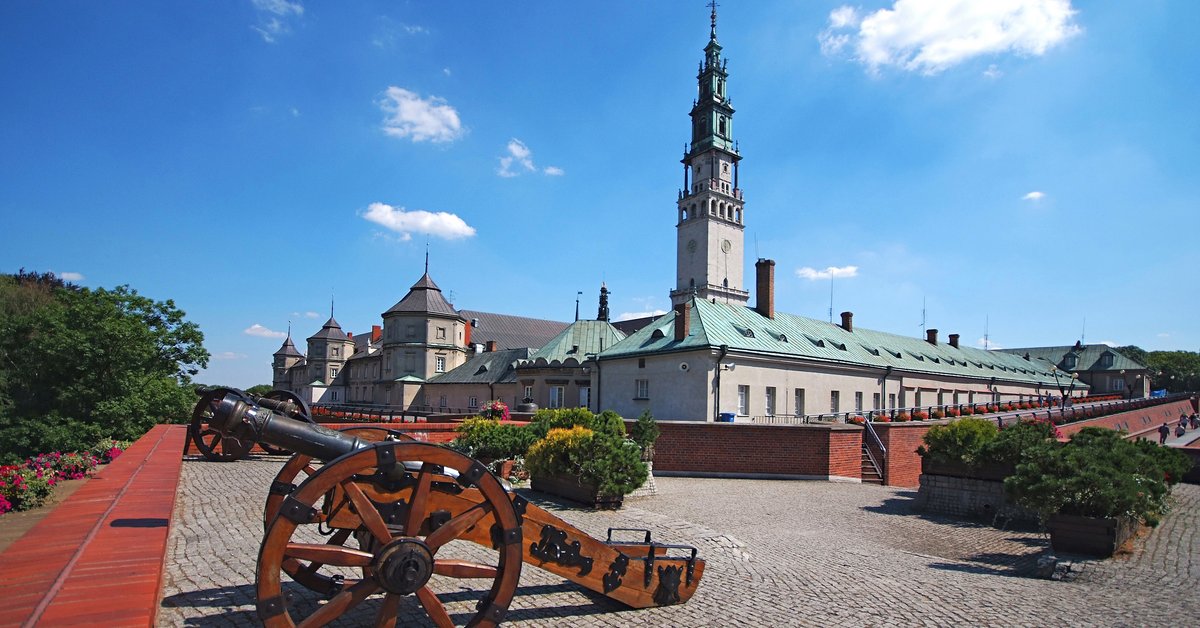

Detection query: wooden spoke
xmin=296 ymin=578 xmax=379 ymax=628
xmin=404 ymin=463 xmax=434 ymax=535
xmin=433 ymin=559 xmax=498 ymax=579
xmin=425 ymin=503 xmax=491 ymax=551
xmin=415 ymin=585 xmax=454 ymax=628
xmin=285 ymin=543 xmax=373 ymax=568
xmin=373 ymin=593 xmax=401 ymax=628
xmin=342 ymin=479 xmax=392 ymax=545
xmin=303 ymin=464 xmax=319 ymax=476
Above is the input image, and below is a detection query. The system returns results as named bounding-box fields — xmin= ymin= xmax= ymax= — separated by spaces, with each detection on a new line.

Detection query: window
xmin=404 ymin=354 xmax=415 ymax=373
xmin=1063 ymin=355 xmax=1077 ymax=369
xmin=1110 ymin=378 xmax=1125 ymax=392
xmin=439 ymin=395 xmax=447 ymax=408
xmin=331 ymin=391 xmax=339 ymax=402
xmin=794 ymin=389 xmax=805 ymax=416
xmin=550 ymin=386 xmax=565 ymax=408
xmin=332 ymin=347 xmax=339 ymax=357
xmin=737 ymin=385 xmax=749 ymax=415
xmin=330 ymin=367 xmax=339 ymax=379
xmin=524 ymin=385 xmax=533 ymax=402
xmin=638 ymin=358 xmax=646 ymax=369
xmin=872 ymin=393 xmax=881 ymax=410
xmin=436 ymin=327 xmax=446 ymax=340
xmin=1100 ymin=353 xmax=1114 ymax=368
xmin=469 ymin=396 xmax=478 ymax=409
xmin=635 ymin=379 xmax=649 ymax=400
xmin=854 ymin=392 xmax=863 ymax=413
xmin=579 ymin=387 xmax=591 ymax=409
xmin=406 ymin=325 xmax=416 ymax=338
xmin=888 ymin=393 xmax=896 ymax=409
xmin=435 ymin=356 xmax=446 ymax=373
xmin=830 ymin=391 xmax=840 ymax=413
xmin=914 ymin=390 xmax=922 ymax=407
xmin=765 ymin=387 xmax=776 ymax=416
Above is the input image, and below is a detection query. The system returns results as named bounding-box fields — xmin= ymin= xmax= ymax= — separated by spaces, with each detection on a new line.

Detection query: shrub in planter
xmin=526 ymin=426 xmax=648 ymax=505
xmin=980 ymin=419 xmax=1056 ymax=467
xmin=894 ymin=411 xmax=911 ymax=422
xmin=848 ymin=415 xmax=866 ymax=425
xmin=916 ymin=418 xmax=998 ymax=467
xmin=959 ymin=406 xmax=973 ymax=416
xmin=451 ymin=417 xmax=537 ymax=462
xmin=930 ymin=410 xmax=945 ymax=420
xmin=873 ymin=415 xmax=891 ymax=423
xmin=478 ymin=399 xmax=510 ymax=422
xmin=628 ymin=410 xmax=661 ymax=460
xmin=945 ymin=408 xmax=960 ymax=418
xmin=1005 ymin=428 xmax=1193 ymax=526
xmin=913 ymin=411 xmax=930 ymax=421
xmin=528 ymin=407 xmax=625 ymax=441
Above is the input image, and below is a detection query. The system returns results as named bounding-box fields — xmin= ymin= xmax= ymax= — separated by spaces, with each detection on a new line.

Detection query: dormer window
xmin=1064 ymin=354 xmax=1077 ymax=369
xmin=1100 ymin=352 xmax=1114 ymax=368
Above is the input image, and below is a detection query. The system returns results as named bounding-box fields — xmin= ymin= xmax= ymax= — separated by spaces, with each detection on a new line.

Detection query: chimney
xmin=371 ymin=325 xmax=382 ymax=343
xmin=948 ymin=333 xmax=959 ymax=348
xmin=463 ymin=321 xmax=471 ymax=347
xmin=486 ymin=340 xmax=498 ymax=353
xmin=840 ymin=311 xmax=854 ymax=333
xmin=755 ymin=258 xmax=775 ymax=320
xmin=926 ymin=328 xmax=938 ymax=345
xmin=346 ymin=332 xmax=353 ymax=339
xmin=674 ymin=302 xmax=690 ymax=341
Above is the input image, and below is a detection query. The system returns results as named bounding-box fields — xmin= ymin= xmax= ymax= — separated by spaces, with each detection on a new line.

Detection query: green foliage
xmin=0 ymin=272 xmax=208 ymax=461
xmin=1115 ymin=345 xmax=1200 ymax=393
xmin=451 ymin=417 xmax=537 ymax=460
xmin=245 ymin=384 xmax=275 ymax=396
xmin=916 ymin=418 xmax=999 ymax=466
xmin=980 ymin=420 xmax=1056 ymax=467
xmin=528 ymin=407 xmax=625 ymax=440
xmin=628 ymin=410 xmax=661 ymax=451
xmin=1004 ymin=428 xmax=1193 ymax=524
xmin=526 ymin=426 xmax=648 ymax=499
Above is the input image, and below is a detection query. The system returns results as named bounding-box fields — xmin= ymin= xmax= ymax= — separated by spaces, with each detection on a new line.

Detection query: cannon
xmin=199 ymin=388 xmax=705 ymax=626
xmin=188 ymin=388 xmax=317 ymax=461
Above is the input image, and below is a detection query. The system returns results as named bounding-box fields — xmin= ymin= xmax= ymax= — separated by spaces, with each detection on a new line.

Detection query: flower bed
xmin=0 ymin=439 xmax=129 ymax=515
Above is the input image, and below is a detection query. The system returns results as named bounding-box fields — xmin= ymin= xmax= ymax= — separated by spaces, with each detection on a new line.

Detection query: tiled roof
xmin=998 ymin=344 xmax=1147 ymax=373
xmin=523 ymin=320 xmax=626 ymax=365
xmin=384 ymin=273 xmax=460 ymax=318
xmin=612 ymin=315 xmax=659 ymax=336
xmin=459 ymin=310 xmax=569 ymax=351
xmin=273 ymin=335 xmax=303 ymax=358
xmin=307 ymin=317 xmax=348 ymax=341
xmin=600 ymin=298 xmax=1078 ymax=388
xmin=426 ymin=348 xmax=531 ymax=385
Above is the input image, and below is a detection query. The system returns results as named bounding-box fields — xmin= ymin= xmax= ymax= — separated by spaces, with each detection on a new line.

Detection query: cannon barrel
xmin=209 ymin=390 xmax=371 ymax=462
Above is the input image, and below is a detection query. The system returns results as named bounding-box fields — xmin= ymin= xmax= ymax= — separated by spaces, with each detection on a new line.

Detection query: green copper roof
xmin=427 ymin=348 xmax=530 ymax=385
xmin=600 ymin=298 xmax=1081 ymax=388
xmin=998 ymin=344 xmax=1147 ymax=373
xmin=523 ymin=320 xmax=626 ymax=367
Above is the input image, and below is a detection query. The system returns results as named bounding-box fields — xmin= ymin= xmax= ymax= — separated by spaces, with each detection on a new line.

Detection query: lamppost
xmin=1120 ymin=369 xmax=1129 ymax=400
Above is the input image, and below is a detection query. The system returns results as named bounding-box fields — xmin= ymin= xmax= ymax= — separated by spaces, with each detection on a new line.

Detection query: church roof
xmin=458 ymin=310 xmax=569 ymax=352
xmin=998 ymin=344 xmax=1147 ymax=373
xmin=273 ymin=335 xmax=303 ymax=358
xmin=601 ymin=298 xmax=1081 ymax=389
xmin=523 ymin=320 xmax=626 ymax=366
xmin=426 ymin=348 xmax=531 ymax=385
xmin=307 ymin=317 xmax=349 ymax=341
xmin=385 ymin=273 xmax=460 ymax=318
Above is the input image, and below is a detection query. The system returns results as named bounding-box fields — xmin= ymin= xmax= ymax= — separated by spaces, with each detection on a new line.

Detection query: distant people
xmin=1191 ymin=414 xmax=1199 ymax=430
xmin=1177 ymin=423 xmax=1187 ymax=438
xmin=1180 ymin=414 xmax=1190 ymax=430
xmin=1159 ymin=422 xmax=1171 ymax=444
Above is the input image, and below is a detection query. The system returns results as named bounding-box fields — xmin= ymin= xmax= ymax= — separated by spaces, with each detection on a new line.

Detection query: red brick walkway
xmin=0 ymin=424 xmax=187 ymax=627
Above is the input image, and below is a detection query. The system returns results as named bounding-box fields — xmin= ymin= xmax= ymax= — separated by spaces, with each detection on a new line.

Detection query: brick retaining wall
xmin=648 ymin=421 xmax=863 ymax=481
xmin=914 ymin=473 xmax=1035 ymax=522
xmin=872 ymin=421 xmax=944 ymax=488
xmin=1056 ymin=399 xmax=1196 ymax=439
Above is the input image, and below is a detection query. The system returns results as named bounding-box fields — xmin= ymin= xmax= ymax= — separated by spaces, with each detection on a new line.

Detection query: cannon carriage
xmin=196 ymin=388 xmax=705 ymax=626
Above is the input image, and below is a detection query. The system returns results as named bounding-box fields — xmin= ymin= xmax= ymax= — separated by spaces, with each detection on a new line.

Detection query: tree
xmin=1115 ymin=345 xmax=1200 ymax=394
xmin=245 ymin=384 xmax=275 ymax=396
xmin=0 ymin=273 xmax=208 ymax=462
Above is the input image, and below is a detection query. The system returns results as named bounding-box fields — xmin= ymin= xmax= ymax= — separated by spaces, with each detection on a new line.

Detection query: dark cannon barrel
xmin=210 ymin=390 xmax=371 ymax=462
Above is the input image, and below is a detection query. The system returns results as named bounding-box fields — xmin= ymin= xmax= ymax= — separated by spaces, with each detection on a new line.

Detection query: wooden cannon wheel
xmin=257 ymin=390 xmax=317 ymax=456
xmin=257 ymin=442 xmax=523 ymax=628
xmin=262 ymin=427 xmax=414 ymax=596
xmin=188 ymin=387 xmax=254 ymax=462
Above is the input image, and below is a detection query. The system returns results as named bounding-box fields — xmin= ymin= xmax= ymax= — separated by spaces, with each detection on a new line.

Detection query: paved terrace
xmin=160 ymin=456 xmax=1199 ymax=627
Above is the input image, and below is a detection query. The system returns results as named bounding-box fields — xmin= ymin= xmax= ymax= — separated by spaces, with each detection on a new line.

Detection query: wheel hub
xmin=374 ymin=539 xmax=434 ymax=595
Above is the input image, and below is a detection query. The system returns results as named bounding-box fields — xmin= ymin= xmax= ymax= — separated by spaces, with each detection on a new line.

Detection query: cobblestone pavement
xmin=160 ymin=457 xmax=1199 ymax=626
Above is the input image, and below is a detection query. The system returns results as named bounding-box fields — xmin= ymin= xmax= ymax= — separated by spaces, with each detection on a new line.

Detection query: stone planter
xmin=1046 ymin=513 xmax=1138 ymax=557
xmin=531 ymin=474 xmax=623 ymax=509
xmin=920 ymin=458 xmax=1014 ymax=482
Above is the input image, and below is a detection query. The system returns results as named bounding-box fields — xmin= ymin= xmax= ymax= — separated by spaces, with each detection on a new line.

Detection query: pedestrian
xmin=1159 ymin=422 xmax=1170 ymax=444
xmin=1180 ymin=414 xmax=1189 ymax=430
xmin=1191 ymin=414 xmax=1199 ymax=430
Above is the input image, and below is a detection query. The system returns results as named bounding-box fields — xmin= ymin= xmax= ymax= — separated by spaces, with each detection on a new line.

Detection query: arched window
xmin=681 ymin=208 xmax=688 ymax=221
xmin=736 ymin=208 xmax=742 ymax=223
xmin=709 ymin=199 xmax=716 ymax=215
xmin=719 ymin=117 xmax=726 ymax=136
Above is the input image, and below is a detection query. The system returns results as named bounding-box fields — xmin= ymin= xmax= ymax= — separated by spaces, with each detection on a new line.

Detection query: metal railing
xmin=861 ymin=419 xmax=887 ymax=482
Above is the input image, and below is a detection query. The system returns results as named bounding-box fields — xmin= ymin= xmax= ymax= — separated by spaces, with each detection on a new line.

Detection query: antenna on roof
xmin=424 ymin=241 xmax=429 ymax=275
xmin=983 ymin=315 xmax=990 ymax=350
xmin=287 ymin=320 xmax=292 ymax=339
xmin=1081 ymin=316 xmax=1086 ymax=345
xmin=575 ymin=291 xmax=582 ymax=322
xmin=919 ymin=297 xmax=926 ymax=335
xmin=828 ymin=276 xmax=834 ymax=324
xmin=330 ymin=292 xmax=334 ymax=319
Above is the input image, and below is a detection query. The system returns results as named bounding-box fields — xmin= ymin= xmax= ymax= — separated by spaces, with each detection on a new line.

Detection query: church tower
xmin=671 ymin=3 xmax=748 ymax=307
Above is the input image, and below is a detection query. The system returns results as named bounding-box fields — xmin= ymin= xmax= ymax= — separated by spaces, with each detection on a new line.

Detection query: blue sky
xmin=2 ymin=1 xmax=1197 ymax=389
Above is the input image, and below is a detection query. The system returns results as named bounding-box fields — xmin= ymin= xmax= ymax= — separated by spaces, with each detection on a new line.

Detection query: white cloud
xmin=497 ymin=139 xmax=562 ymax=178
xmin=617 ymin=310 xmax=668 ymax=322
xmin=214 ymin=351 xmax=248 ymax=360
xmin=371 ymin=19 xmax=429 ymax=48
xmin=379 ymin=87 xmax=464 ymax=143
xmin=983 ymin=64 xmax=1003 ymax=79
xmin=251 ymin=0 xmax=304 ymax=43
xmin=977 ymin=337 xmax=1004 ymax=350
xmin=58 ymin=271 xmax=85 ymax=281
xmin=1022 ymin=191 xmax=1045 ymax=201
xmin=819 ymin=0 xmax=1081 ymax=75
xmin=361 ymin=202 xmax=476 ymax=240
xmin=443 ymin=68 xmax=452 ymax=76
xmin=1099 ymin=340 xmax=1118 ymax=347
xmin=1157 ymin=332 xmax=1171 ymax=338
xmin=292 ymin=311 xmax=319 ymax=319
xmin=795 ymin=265 xmax=859 ymax=280
xmin=245 ymin=324 xmax=287 ymax=339
xmin=290 ymin=107 xmax=300 ymax=117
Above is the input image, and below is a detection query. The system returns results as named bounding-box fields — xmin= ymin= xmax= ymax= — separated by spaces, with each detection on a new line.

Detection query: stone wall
xmin=914 ymin=473 xmax=1035 ymax=523
xmin=646 ymin=421 xmax=863 ymax=481
xmin=872 ymin=421 xmax=944 ymax=488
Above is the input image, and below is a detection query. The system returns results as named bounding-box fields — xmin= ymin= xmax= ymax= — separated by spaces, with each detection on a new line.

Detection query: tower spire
xmin=709 ymin=0 xmax=719 ymax=39
xmin=424 ymin=242 xmax=429 ymax=275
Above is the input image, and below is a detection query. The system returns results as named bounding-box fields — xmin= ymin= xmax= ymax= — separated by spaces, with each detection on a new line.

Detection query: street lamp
xmin=1120 ymin=369 xmax=1129 ymax=400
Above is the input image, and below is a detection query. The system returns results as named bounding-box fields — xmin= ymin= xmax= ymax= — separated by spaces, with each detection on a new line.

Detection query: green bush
xmin=628 ymin=410 xmax=661 ymax=452
xmin=451 ymin=418 xmax=536 ymax=461
xmin=0 ymin=464 xmax=56 ymax=511
xmin=528 ymin=407 xmax=625 ymax=440
xmin=526 ymin=426 xmax=648 ymax=499
xmin=980 ymin=419 xmax=1056 ymax=467
xmin=916 ymin=418 xmax=999 ymax=466
xmin=1005 ymin=427 xmax=1193 ymax=524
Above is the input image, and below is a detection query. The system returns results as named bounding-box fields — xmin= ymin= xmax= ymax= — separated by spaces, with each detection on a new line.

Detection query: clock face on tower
xmin=721 ymin=239 xmax=732 ymax=253
xmin=687 ymin=239 xmax=697 ymax=254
